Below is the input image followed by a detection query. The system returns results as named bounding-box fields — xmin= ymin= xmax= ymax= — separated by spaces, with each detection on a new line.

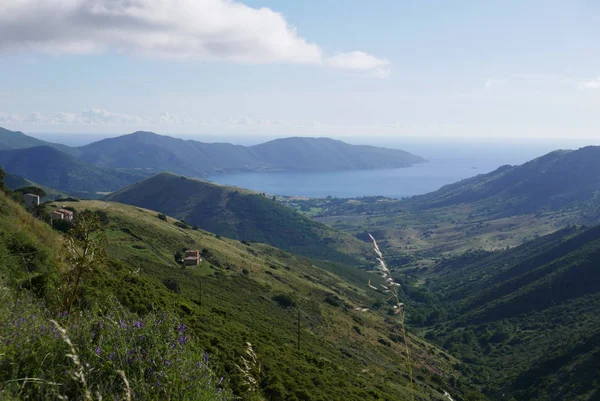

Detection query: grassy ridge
xmin=107 ymin=173 xmax=371 ymax=264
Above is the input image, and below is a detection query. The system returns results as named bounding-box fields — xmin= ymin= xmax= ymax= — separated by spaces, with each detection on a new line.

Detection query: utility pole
xmin=297 ymin=309 xmax=301 ymax=351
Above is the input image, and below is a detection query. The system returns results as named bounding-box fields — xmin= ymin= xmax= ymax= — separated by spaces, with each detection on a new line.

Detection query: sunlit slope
xmin=107 ymin=172 xmax=371 ymax=264
xmin=51 ymin=198 xmax=470 ymax=400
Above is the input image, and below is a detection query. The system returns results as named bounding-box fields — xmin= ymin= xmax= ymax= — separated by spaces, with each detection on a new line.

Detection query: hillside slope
xmin=0 ymin=126 xmax=75 ymax=154
xmin=107 ymin=173 xmax=371 ymax=263
xmin=0 ymin=186 xmax=469 ymax=400
xmin=0 ymin=146 xmax=149 ymax=196
xmin=308 ymin=146 xmax=600 ymax=259
xmin=418 ymin=225 xmax=600 ymax=400
xmin=409 ymin=147 xmax=600 ymax=218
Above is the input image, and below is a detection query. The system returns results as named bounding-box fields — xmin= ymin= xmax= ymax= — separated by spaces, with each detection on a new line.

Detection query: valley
xmin=2 ymin=126 xmax=600 ymax=401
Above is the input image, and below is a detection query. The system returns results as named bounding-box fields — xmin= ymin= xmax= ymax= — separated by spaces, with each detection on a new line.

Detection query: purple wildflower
xmin=133 ymin=320 xmax=144 ymax=329
xmin=95 ymin=346 xmax=102 ymax=355
xmin=204 ymin=351 xmax=209 ymax=363
xmin=178 ymin=335 xmax=187 ymax=346
xmin=119 ymin=319 xmax=128 ymax=329
xmin=177 ymin=323 xmax=186 ymax=333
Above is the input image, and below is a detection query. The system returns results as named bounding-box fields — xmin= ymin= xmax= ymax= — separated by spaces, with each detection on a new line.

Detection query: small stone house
xmin=23 ymin=193 xmax=40 ymax=208
xmin=183 ymin=249 xmax=201 ymax=266
xmin=50 ymin=208 xmax=74 ymax=222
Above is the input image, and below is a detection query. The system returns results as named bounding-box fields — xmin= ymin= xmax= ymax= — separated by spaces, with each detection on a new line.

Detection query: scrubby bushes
xmin=0 ymin=288 xmax=232 ymax=401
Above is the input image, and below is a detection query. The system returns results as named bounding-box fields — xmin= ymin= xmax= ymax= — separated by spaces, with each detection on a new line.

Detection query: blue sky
xmin=1 ymin=0 xmax=599 ymax=141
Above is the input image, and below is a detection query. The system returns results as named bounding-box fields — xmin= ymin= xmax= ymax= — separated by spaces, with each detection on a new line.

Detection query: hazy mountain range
xmin=0 ymin=127 xmax=425 ymax=195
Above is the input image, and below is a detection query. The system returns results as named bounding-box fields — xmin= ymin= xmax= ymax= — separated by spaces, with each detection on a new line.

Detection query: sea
xmin=207 ymin=137 xmax=595 ymax=199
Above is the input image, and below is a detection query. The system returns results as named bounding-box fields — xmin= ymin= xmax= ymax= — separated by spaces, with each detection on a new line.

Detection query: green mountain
xmin=413 ymin=224 xmax=600 ymax=400
xmin=107 ymin=172 xmax=371 ymax=263
xmin=77 ymin=131 xmax=426 ymax=176
xmin=250 ymin=137 xmax=426 ymax=172
xmin=0 ymin=127 xmax=426 ymax=197
xmin=0 ymin=146 xmax=149 ymax=196
xmin=77 ymin=131 xmax=265 ymax=176
xmin=0 ymin=126 xmax=75 ymax=154
xmin=409 ymin=146 xmax=600 ymax=218
xmin=0 ymin=187 xmax=467 ymax=400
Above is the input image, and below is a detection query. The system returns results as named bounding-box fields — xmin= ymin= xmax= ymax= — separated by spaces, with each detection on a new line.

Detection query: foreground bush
xmin=0 ymin=287 xmax=232 ymax=401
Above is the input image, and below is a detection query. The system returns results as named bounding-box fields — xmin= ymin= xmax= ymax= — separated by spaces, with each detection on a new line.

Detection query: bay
xmin=208 ymin=157 xmax=502 ymax=199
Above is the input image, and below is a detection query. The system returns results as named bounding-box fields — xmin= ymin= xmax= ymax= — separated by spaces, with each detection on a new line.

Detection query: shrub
xmin=0 ymin=289 xmax=232 ymax=401
xmin=162 ymin=278 xmax=181 ymax=294
xmin=157 ymin=213 xmax=168 ymax=222
xmin=272 ymin=293 xmax=295 ymax=308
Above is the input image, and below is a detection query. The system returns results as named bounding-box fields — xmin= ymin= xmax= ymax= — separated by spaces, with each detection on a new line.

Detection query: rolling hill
xmin=250 ymin=137 xmax=426 ymax=172
xmin=107 ymin=172 xmax=371 ymax=263
xmin=78 ymin=132 xmax=426 ymax=175
xmin=0 ymin=186 xmax=469 ymax=400
xmin=76 ymin=131 xmax=266 ymax=176
xmin=0 ymin=146 xmax=149 ymax=196
xmin=0 ymin=126 xmax=426 ymax=197
xmin=416 ymin=224 xmax=600 ymax=400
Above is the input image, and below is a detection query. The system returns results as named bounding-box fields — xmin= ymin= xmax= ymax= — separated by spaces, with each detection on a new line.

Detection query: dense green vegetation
xmin=0 ymin=184 xmax=470 ymax=400
xmin=107 ymin=173 xmax=372 ymax=264
xmin=400 ymin=225 xmax=600 ymax=400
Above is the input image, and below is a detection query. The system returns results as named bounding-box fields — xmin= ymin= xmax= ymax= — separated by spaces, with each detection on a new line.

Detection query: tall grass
xmin=367 ymin=233 xmax=415 ymax=401
xmin=0 ymin=286 xmax=232 ymax=401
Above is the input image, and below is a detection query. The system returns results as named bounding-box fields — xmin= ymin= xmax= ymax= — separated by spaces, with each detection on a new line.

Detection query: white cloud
xmin=81 ymin=108 xmax=148 ymax=125
xmin=52 ymin=112 xmax=79 ymax=124
xmin=24 ymin=112 xmax=48 ymax=123
xmin=579 ymin=77 xmax=600 ymax=89
xmin=326 ymin=51 xmax=390 ymax=71
xmin=0 ymin=112 xmax=22 ymax=123
xmin=0 ymin=0 xmax=390 ymax=76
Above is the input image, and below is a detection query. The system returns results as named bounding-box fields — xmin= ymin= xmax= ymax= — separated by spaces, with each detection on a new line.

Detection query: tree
xmin=0 ymin=167 xmax=6 ymax=193
xmin=62 ymin=210 xmax=107 ymax=314
xmin=14 ymin=186 xmax=47 ymax=197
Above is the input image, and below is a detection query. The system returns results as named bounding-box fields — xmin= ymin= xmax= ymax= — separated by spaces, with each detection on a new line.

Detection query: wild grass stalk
xmin=0 ymin=286 xmax=232 ymax=401
xmin=367 ymin=233 xmax=415 ymax=401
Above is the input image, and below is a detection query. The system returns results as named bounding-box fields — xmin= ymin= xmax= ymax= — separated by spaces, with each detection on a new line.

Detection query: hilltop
xmin=107 ymin=172 xmax=371 ymax=263
xmin=0 ymin=184 xmax=469 ymax=400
